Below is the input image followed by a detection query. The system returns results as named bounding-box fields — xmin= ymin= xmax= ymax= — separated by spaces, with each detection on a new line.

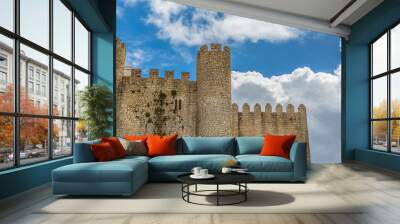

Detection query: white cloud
xmin=126 ymin=49 xmax=152 ymax=67
xmin=143 ymin=0 xmax=303 ymax=46
xmin=121 ymin=0 xmax=141 ymax=7
xmin=116 ymin=6 xmax=124 ymax=18
xmin=232 ymin=66 xmax=341 ymax=163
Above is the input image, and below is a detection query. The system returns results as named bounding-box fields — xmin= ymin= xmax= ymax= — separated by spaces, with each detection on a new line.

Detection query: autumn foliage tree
xmin=373 ymin=99 xmax=400 ymax=143
xmin=0 ymin=85 xmax=59 ymax=152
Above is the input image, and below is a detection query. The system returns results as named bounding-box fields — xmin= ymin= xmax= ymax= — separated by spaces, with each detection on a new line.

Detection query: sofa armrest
xmin=289 ymin=141 xmax=307 ymax=181
xmin=73 ymin=140 xmax=100 ymax=163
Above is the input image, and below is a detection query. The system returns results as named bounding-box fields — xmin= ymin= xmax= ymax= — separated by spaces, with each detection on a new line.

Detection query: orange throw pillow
xmin=124 ymin=135 xmax=148 ymax=141
xmin=101 ymin=137 xmax=127 ymax=158
xmin=91 ymin=142 xmax=117 ymax=161
xmin=146 ymin=135 xmax=178 ymax=157
xmin=260 ymin=134 xmax=296 ymax=159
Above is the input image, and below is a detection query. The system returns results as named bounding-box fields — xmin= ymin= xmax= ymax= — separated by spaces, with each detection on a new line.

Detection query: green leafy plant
xmin=79 ymin=84 xmax=113 ymax=140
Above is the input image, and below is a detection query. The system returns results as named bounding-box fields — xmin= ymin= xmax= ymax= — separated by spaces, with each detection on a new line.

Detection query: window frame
xmin=0 ymin=0 xmax=92 ymax=171
xmin=370 ymin=21 xmax=400 ymax=154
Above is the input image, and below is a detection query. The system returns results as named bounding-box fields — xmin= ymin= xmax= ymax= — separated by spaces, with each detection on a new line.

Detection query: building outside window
xmin=41 ymin=73 xmax=46 ymax=83
xmin=28 ymin=81 xmax=34 ymax=94
xmin=41 ymin=85 xmax=46 ymax=97
xmin=0 ymin=71 xmax=6 ymax=85
xmin=35 ymin=83 xmax=40 ymax=95
xmin=35 ymin=70 xmax=40 ymax=81
xmin=28 ymin=66 xmax=34 ymax=80
xmin=0 ymin=54 xmax=7 ymax=89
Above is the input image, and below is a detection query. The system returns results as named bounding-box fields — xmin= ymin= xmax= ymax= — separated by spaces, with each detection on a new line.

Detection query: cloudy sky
xmin=117 ymin=0 xmax=342 ymax=163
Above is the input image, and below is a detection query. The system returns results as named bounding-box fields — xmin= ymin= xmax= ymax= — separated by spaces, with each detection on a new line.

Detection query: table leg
xmin=245 ymin=183 xmax=247 ymax=201
xmin=195 ymin=184 xmax=198 ymax=192
xmin=187 ymin=184 xmax=190 ymax=202
xmin=217 ymin=184 xmax=220 ymax=206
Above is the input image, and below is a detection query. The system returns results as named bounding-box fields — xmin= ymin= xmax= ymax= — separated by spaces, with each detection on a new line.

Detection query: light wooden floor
xmin=1 ymin=162 xmax=400 ymax=224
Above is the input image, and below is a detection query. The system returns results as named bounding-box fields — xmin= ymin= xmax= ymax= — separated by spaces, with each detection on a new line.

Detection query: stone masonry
xmin=116 ymin=39 xmax=309 ymax=158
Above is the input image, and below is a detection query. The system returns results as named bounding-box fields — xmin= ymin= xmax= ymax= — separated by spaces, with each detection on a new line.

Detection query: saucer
xmin=190 ymin=174 xmax=215 ymax=179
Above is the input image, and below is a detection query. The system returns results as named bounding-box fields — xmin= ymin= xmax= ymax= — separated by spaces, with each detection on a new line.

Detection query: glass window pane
xmin=75 ymin=120 xmax=88 ymax=143
xmin=372 ymin=121 xmax=388 ymax=151
xmin=20 ymin=0 xmax=49 ymax=49
xmin=0 ymin=0 xmax=14 ymax=31
xmin=74 ymin=69 xmax=89 ymax=118
xmin=372 ymin=33 xmax=387 ymax=76
xmin=372 ymin=77 xmax=387 ymax=119
xmin=0 ymin=116 xmax=14 ymax=170
xmin=20 ymin=44 xmax=49 ymax=115
xmin=0 ymin=35 xmax=14 ymax=112
xmin=53 ymin=59 xmax=72 ymax=117
xmin=391 ymin=72 xmax=400 ymax=118
xmin=391 ymin=120 xmax=400 ymax=153
xmin=391 ymin=24 xmax=400 ymax=70
xmin=20 ymin=117 xmax=49 ymax=165
xmin=53 ymin=119 xmax=72 ymax=158
xmin=75 ymin=18 xmax=89 ymax=70
xmin=53 ymin=0 xmax=72 ymax=60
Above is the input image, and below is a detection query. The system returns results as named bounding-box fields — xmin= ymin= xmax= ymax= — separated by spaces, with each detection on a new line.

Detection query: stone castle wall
xmin=116 ymin=39 xmax=310 ymax=158
xmin=117 ymin=68 xmax=197 ymax=136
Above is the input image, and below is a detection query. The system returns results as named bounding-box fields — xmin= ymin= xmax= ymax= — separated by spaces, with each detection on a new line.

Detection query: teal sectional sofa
xmin=52 ymin=137 xmax=307 ymax=196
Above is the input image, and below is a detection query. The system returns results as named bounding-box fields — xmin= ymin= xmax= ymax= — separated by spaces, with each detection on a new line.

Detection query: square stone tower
xmin=196 ymin=44 xmax=232 ymax=136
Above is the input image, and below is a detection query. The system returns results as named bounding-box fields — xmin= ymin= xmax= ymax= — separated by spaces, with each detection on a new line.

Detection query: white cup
xmin=200 ymin=169 xmax=208 ymax=176
xmin=191 ymin=167 xmax=202 ymax=176
xmin=221 ymin=167 xmax=232 ymax=174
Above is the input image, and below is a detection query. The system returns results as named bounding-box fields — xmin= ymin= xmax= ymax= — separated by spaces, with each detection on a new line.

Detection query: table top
xmin=177 ymin=172 xmax=255 ymax=185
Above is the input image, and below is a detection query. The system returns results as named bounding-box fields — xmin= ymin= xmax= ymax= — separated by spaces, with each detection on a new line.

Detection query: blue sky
xmin=117 ymin=0 xmax=342 ymax=163
xmin=117 ymin=0 xmax=340 ymax=78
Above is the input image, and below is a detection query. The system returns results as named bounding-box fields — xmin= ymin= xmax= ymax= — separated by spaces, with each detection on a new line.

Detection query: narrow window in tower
xmin=179 ymin=99 xmax=182 ymax=110
xmin=175 ymin=99 xmax=178 ymax=111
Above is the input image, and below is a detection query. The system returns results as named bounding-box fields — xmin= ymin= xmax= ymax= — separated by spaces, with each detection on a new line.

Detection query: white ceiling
xmin=169 ymin=0 xmax=384 ymax=38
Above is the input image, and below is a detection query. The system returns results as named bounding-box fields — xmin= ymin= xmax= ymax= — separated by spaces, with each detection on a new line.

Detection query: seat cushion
xmin=236 ymin=155 xmax=293 ymax=172
xmin=236 ymin=137 xmax=264 ymax=155
xmin=178 ymin=137 xmax=235 ymax=155
xmin=53 ymin=158 xmax=147 ymax=183
xmin=149 ymin=154 xmax=235 ymax=172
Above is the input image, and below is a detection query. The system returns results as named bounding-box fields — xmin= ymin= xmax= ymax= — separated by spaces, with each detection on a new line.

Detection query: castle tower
xmin=196 ymin=43 xmax=231 ymax=136
xmin=116 ymin=38 xmax=126 ymax=85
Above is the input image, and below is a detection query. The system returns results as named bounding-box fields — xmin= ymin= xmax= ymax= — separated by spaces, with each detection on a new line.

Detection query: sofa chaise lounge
xmin=52 ymin=137 xmax=307 ymax=196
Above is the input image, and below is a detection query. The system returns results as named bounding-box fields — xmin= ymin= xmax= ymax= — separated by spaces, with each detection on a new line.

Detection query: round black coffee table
xmin=177 ymin=173 xmax=255 ymax=206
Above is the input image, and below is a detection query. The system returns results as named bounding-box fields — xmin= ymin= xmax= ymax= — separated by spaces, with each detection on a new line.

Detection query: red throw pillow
xmin=146 ymin=135 xmax=178 ymax=157
xmin=260 ymin=134 xmax=296 ymax=159
xmin=101 ymin=137 xmax=126 ymax=158
xmin=91 ymin=142 xmax=117 ymax=162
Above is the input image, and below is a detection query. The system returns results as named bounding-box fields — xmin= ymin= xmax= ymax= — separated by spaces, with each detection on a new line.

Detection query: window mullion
xmin=13 ymin=0 xmax=21 ymax=167
xmin=48 ymin=0 xmax=54 ymax=160
xmin=71 ymin=10 xmax=76 ymax=155
xmin=388 ymin=30 xmax=391 ymax=152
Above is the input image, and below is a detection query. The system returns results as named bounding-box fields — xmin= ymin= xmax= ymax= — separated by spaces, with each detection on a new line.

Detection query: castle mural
xmin=116 ymin=39 xmax=309 ymax=156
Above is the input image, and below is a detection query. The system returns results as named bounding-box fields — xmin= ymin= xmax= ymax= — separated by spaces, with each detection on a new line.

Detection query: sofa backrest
xmin=235 ymin=137 xmax=264 ymax=155
xmin=177 ymin=137 xmax=236 ymax=155
xmin=73 ymin=139 xmax=100 ymax=163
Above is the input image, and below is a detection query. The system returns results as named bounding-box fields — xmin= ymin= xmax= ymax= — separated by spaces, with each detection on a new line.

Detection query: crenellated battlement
xmin=198 ymin=43 xmax=230 ymax=54
xmin=232 ymin=103 xmax=306 ymax=113
xmin=120 ymin=67 xmax=192 ymax=82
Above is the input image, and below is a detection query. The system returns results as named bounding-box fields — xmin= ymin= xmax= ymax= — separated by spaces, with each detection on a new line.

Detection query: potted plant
xmin=79 ymin=84 xmax=113 ymax=140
